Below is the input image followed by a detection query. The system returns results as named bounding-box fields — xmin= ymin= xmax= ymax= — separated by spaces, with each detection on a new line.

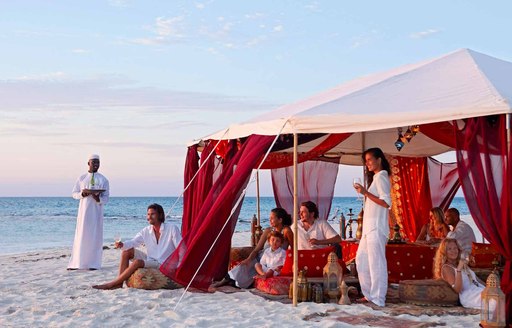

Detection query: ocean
xmin=0 ymin=197 xmax=473 ymax=255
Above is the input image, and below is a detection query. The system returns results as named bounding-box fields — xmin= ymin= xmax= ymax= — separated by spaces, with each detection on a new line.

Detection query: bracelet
xmin=456 ymin=269 xmax=461 ymax=272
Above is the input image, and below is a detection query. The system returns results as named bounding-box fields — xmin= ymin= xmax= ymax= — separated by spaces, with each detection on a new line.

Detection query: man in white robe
xmin=68 ymin=154 xmax=110 ymax=270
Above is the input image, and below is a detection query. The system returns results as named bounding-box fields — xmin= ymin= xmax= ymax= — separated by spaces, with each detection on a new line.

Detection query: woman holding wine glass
xmin=353 ymin=147 xmax=391 ymax=306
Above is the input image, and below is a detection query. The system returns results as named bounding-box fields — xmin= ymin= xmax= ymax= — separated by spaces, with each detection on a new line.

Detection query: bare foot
xmin=92 ymin=283 xmax=122 ymax=290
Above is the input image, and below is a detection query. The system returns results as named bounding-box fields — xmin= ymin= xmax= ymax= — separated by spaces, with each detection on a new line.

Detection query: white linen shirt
xmin=122 ymin=222 xmax=182 ymax=264
xmin=259 ymin=247 xmax=286 ymax=275
xmin=362 ymin=170 xmax=391 ymax=238
xmin=447 ymin=220 xmax=476 ymax=254
xmin=291 ymin=219 xmax=339 ymax=250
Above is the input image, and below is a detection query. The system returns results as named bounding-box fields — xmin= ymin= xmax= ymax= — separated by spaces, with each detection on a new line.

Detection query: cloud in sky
xmin=410 ymin=28 xmax=442 ymax=39
xmin=0 ymin=76 xmax=275 ymax=114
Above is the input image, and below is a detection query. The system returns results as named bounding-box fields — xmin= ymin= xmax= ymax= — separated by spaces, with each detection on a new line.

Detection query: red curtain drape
xmin=454 ymin=115 xmax=512 ymax=325
xmin=427 ymin=157 xmax=460 ymax=211
xmin=190 ymin=141 xmax=217 ymax=225
xmin=260 ymin=133 xmax=352 ymax=169
xmin=160 ymin=135 xmax=275 ymax=290
xmin=389 ymin=156 xmax=433 ymax=242
xmin=181 ymin=145 xmax=200 ymax=236
xmin=271 ymin=160 xmax=339 ymax=220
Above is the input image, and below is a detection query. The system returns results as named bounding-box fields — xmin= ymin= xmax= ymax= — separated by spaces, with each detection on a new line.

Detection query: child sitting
xmin=254 ymin=231 xmax=286 ymax=279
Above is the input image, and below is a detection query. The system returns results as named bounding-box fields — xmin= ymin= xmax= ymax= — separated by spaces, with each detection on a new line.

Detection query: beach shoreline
xmin=0 ymin=231 xmax=482 ymax=328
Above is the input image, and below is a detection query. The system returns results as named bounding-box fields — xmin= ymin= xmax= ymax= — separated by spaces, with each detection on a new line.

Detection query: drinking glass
xmin=353 ymin=178 xmax=362 ymax=201
xmin=114 ymin=233 xmax=121 ymax=248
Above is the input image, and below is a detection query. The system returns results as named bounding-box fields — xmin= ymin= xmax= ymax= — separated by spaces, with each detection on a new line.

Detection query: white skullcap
xmin=88 ymin=154 xmax=100 ymax=160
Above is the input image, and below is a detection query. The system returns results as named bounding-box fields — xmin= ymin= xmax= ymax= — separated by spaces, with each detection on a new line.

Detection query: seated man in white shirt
xmin=291 ymin=201 xmax=341 ymax=250
xmin=444 ymin=208 xmax=476 ymax=254
xmin=93 ymin=203 xmax=182 ymax=290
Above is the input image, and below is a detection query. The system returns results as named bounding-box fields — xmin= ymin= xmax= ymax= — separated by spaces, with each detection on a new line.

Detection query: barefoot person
xmin=68 ymin=154 xmax=110 ymax=270
xmin=354 ymin=147 xmax=391 ymax=307
xmin=93 ymin=203 xmax=181 ymax=289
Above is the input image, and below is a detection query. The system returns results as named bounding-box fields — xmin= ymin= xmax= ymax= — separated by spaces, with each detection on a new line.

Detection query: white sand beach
xmin=0 ymin=232 xmax=481 ymax=328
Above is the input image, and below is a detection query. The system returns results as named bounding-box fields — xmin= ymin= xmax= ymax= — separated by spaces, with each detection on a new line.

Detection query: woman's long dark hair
xmin=362 ymin=147 xmax=391 ymax=186
xmin=271 ymin=207 xmax=292 ymax=226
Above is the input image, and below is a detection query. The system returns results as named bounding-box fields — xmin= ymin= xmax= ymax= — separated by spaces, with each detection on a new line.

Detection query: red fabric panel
xmin=420 ymin=121 xmax=457 ymax=148
xmin=341 ymin=241 xmax=358 ymax=263
xmin=427 ymin=157 xmax=460 ymax=211
xmin=260 ymin=133 xmax=352 ymax=169
xmin=271 ymin=160 xmax=339 ymax=220
xmin=190 ymin=141 xmax=216 ymax=224
xmin=160 ymin=135 xmax=275 ymax=291
xmin=341 ymin=241 xmax=437 ymax=283
xmin=280 ymin=247 xmax=347 ymax=277
xmin=181 ymin=145 xmax=199 ymax=236
xmin=389 ymin=156 xmax=433 ymax=242
xmin=454 ymin=115 xmax=511 ymax=324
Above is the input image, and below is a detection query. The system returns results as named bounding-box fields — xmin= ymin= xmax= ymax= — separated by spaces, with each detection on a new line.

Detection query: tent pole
xmin=507 ymin=113 xmax=511 ymax=169
xmin=256 ymin=170 xmax=261 ymax=226
xmin=292 ymin=133 xmax=299 ymax=306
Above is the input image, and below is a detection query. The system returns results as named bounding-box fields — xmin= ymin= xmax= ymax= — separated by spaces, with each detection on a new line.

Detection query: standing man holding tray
xmin=68 ymin=154 xmax=110 ymax=270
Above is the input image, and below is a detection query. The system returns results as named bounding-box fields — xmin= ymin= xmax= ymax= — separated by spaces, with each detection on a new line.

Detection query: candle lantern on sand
xmin=323 ymin=252 xmax=343 ymax=300
xmin=480 ymin=268 xmax=506 ymax=328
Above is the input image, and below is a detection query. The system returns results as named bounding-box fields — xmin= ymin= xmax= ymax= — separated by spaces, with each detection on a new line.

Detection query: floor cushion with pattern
xmin=127 ymin=268 xmax=182 ymax=290
xmin=399 ymin=279 xmax=459 ymax=306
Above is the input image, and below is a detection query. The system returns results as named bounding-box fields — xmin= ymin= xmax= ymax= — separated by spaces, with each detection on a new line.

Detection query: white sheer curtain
xmin=271 ymin=160 xmax=339 ymax=220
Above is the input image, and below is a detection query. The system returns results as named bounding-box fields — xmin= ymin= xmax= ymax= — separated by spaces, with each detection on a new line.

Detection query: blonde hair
xmin=429 ymin=207 xmax=449 ymax=238
xmin=433 ymin=238 xmax=462 ymax=279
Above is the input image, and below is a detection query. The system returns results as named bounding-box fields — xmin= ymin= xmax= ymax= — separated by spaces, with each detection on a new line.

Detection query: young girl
xmin=254 ymin=231 xmax=286 ymax=279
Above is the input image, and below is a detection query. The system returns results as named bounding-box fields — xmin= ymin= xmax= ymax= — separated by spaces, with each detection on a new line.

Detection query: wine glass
xmin=114 ymin=233 xmax=121 ymax=248
xmin=353 ymin=178 xmax=362 ymax=201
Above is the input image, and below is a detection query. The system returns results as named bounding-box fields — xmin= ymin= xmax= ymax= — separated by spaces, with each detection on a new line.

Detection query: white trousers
xmin=355 ymin=231 xmax=388 ymax=306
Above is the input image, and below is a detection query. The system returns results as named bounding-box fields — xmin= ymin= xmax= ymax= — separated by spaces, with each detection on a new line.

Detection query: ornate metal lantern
xmin=323 ymin=252 xmax=343 ymax=300
xmin=480 ymin=269 xmax=506 ymax=328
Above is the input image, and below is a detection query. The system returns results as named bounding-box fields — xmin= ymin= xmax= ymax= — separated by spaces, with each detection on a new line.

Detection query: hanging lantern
xmin=411 ymin=125 xmax=420 ymax=135
xmin=480 ymin=269 xmax=506 ymax=327
xmin=323 ymin=252 xmax=343 ymax=300
xmin=404 ymin=127 xmax=414 ymax=142
xmin=395 ymin=127 xmax=405 ymax=151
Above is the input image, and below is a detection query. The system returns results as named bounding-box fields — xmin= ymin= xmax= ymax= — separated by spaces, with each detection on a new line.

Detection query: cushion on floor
xmin=254 ymin=276 xmax=292 ymax=295
xmin=127 ymin=268 xmax=182 ymax=290
xmin=398 ymin=279 xmax=459 ymax=306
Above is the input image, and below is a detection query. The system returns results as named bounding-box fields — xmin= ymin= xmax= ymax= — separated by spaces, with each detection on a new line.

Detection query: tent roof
xmin=194 ymin=49 xmax=512 ymax=164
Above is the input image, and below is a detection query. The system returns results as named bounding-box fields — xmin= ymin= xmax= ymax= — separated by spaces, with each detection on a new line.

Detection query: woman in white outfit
xmin=434 ymin=238 xmax=488 ymax=309
xmin=354 ymin=147 xmax=392 ymax=306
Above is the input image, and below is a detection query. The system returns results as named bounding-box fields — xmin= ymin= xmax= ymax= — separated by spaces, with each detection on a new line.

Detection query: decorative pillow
xmin=470 ymin=242 xmax=501 ymax=268
xmin=280 ymin=246 xmax=346 ymax=277
xmin=127 ymin=268 xmax=182 ymax=290
xmin=399 ymin=279 xmax=459 ymax=307
xmin=229 ymin=246 xmax=255 ymax=270
xmin=254 ymin=276 xmax=292 ymax=295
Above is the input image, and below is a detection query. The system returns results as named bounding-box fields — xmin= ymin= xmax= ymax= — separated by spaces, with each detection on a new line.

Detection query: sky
xmin=1 ymin=0 xmax=511 ymax=197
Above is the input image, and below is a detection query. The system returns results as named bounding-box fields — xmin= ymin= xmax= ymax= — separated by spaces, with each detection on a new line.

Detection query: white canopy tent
xmin=195 ymin=49 xmax=512 ymax=164
xmin=181 ymin=49 xmax=512 ymax=308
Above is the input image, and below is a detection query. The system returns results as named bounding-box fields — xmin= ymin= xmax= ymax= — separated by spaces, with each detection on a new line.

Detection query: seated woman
xmin=211 ymin=207 xmax=293 ymax=289
xmin=433 ymin=238 xmax=487 ymax=309
xmin=416 ymin=207 xmax=449 ymax=243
